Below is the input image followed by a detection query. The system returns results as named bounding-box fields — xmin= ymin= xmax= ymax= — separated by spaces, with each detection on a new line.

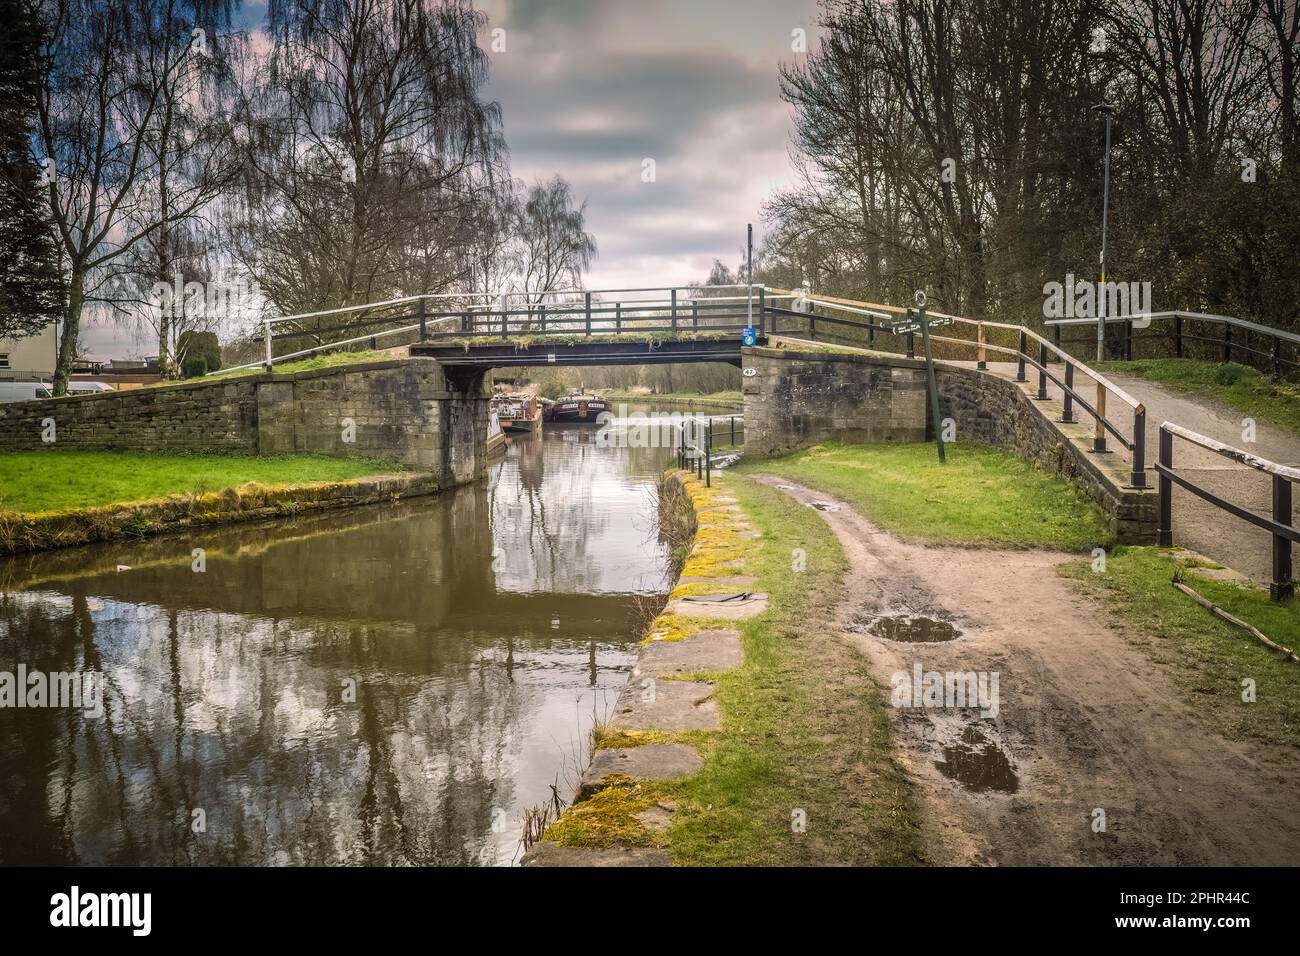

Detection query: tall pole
xmin=1094 ymin=103 xmax=1114 ymax=363
xmin=746 ymin=223 xmax=754 ymax=330
xmin=916 ymin=291 xmax=945 ymax=463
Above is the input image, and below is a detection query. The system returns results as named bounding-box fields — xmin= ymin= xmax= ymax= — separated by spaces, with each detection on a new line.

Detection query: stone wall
xmin=0 ymin=378 xmax=259 ymax=452
xmin=741 ymin=346 xmax=927 ymax=457
xmin=0 ymin=358 xmax=489 ymax=486
xmin=933 ymin=363 xmax=1157 ymax=543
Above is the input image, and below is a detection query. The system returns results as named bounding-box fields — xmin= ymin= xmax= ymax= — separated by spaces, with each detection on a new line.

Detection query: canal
xmin=0 ymin=405 xmax=723 ymax=865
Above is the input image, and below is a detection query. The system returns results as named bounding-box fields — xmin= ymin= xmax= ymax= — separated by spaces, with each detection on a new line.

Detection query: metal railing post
xmin=1224 ymin=324 xmax=1232 ymax=363
xmin=585 ymin=292 xmax=592 ymax=336
xmin=705 ymin=421 xmax=712 ymax=487
xmin=1273 ymin=476 xmax=1294 ymax=601
xmin=1272 ymin=336 xmax=1281 ymax=378
xmin=1130 ymin=407 xmax=1147 ymax=487
xmin=1173 ymin=314 xmax=1183 ymax=357
xmin=1016 ymin=330 xmax=1027 ymax=382
xmin=906 ymin=330 xmax=915 ymax=359
xmin=1037 ymin=341 xmax=1048 ymax=399
xmin=263 ymin=321 xmax=273 ymax=371
xmin=616 ymin=302 xmax=621 ymax=333
xmin=1093 ymin=383 xmax=1108 ymax=452
xmin=418 ymin=298 xmax=427 ymax=342
xmin=730 ymin=416 xmax=736 ymax=446
xmin=671 ymin=288 xmax=678 ymax=333
xmin=1125 ymin=320 xmax=1133 ymax=360
xmin=692 ymin=300 xmax=699 ymax=329
xmin=758 ymin=287 xmax=766 ymax=335
xmin=977 ymin=322 xmax=987 ymax=369
xmin=1061 ymin=362 xmax=1076 ymax=423
xmin=1157 ymin=427 xmax=1173 ymax=546
xmin=540 ymin=303 xmax=547 ymax=333
xmin=809 ymin=304 xmax=817 ymax=341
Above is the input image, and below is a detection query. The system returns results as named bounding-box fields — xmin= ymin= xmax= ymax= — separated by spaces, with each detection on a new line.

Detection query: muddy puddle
xmin=868 ymin=614 xmax=962 ymax=643
xmin=934 ymin=726 xmax=1020 ymax=793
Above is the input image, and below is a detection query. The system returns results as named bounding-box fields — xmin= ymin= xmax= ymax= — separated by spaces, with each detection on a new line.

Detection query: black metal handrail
xmin=1156 ymin=420 xmax=1297 ymax=601
xmin=676 ymin=414 xmax=744 ymax=488
xmin=1047 ymin=311 xmax=1300 ymax=377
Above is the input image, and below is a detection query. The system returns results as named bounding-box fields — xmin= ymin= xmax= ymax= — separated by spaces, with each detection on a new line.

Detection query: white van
xmin=0 ymin=381 xmax=53 ymax=403
xmin=64 ymin=381 xmax=114 ymax=394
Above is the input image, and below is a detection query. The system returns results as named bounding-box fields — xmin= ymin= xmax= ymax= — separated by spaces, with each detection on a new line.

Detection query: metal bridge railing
xmin=1156 ymin=421 xmax=1297 ymax=601
xmin=218 ymin=285 xmax=796 ymax=376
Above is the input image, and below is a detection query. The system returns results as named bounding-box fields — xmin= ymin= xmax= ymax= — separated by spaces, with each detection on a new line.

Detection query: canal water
xmin=0 ymin=405 xmax=724 ymax=865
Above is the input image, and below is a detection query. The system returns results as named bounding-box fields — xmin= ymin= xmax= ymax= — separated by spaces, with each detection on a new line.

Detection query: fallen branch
xmin=1172 ymin=580 xmax=1299 ymax=663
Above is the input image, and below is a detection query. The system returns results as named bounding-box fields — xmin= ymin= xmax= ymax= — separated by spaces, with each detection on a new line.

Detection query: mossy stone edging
xmin=0 ymin=472 xmax=440 ymax=555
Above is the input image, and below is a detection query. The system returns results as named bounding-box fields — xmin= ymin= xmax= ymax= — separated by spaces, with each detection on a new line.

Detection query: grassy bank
xmin=737 ymin=441 xmax=1110 ymax=551
xmin=1098 ymin=359 xmax=1300 ymax=435
xmin=1061 ymin=547 xmax=1300 ymax=747
xmin=0 ymin=449 xmax=402 ymax=514
xmin=543 ymin=471 xmax=924 ymax=865
xmin=207 ymin=349 xmax=396 ymax=381
xmin=603 ymin=390 xmax=742 ymax=409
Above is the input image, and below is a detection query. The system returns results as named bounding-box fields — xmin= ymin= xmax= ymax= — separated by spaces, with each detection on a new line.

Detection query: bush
xmin=182 ymin=355 xmax=209 ymax=378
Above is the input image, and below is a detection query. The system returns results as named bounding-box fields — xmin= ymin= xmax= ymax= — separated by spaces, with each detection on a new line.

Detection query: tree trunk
xmin=53 ymin=270 xmax=85 ymax=396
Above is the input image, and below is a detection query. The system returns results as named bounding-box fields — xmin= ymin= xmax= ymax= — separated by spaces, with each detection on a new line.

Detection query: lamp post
xmin=1092 ymin=102 xmax=1115 ymax=362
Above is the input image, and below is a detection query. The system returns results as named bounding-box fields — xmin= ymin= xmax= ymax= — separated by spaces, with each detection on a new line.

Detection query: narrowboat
xmin=545 ymin=391 xmax=610 ymax=424
xmin=494 ymin=390 xmax=543 ymax=433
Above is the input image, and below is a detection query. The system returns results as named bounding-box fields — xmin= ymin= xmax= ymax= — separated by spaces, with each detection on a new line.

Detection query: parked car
xmin=64 ymin=381 xmax=114 ymax=394
xmin=0 ymin=381 xmax=53 ymax=403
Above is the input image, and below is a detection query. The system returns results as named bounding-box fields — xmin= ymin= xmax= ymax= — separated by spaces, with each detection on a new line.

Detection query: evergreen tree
xmin=0 ymin=0 xmax=64 ymax=341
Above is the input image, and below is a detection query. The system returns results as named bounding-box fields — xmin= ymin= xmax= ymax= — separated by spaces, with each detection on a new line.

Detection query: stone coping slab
xmin=577 ymin=744 xmax=704 ymax=800
xmin=636 ymin=628 xmax=743 ymax=677
xmin=609 ymin=678 xmax=719 ymax=732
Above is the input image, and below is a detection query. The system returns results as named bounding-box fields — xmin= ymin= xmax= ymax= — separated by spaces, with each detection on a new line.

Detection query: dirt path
xmin=754 ymin=475 xmax=1300 ymax=866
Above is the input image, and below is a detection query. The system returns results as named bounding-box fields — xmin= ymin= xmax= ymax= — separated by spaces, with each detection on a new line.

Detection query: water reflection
xmin=0 ymin=411 xmax=708 ymax=866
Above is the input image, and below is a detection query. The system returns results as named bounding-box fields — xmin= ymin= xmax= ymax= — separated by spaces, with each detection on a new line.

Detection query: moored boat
xmin=545 ymin=390 xmax=610 ymax=424
xmin=494 ymin=389 xmax=543 ymax=433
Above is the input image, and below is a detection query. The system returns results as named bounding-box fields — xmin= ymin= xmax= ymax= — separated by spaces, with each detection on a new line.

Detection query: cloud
xmin=479 ymin=0 xmax=819 ymax=288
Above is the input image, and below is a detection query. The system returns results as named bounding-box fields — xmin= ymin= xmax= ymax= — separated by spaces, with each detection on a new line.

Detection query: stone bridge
xmin=0 ymin=340 xmax=1156 ymax=543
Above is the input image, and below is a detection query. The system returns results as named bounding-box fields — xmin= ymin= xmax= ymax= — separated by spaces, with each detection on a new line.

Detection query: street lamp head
xmin=1091 ymin=102 xmax=1116 ymax=116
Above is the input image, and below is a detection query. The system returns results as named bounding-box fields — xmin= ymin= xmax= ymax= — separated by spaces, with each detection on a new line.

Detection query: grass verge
xmin=206 ymin=349 xmax=396 ymax=381
xmin=1061 ymin=546 xmax=1300 ymax=747
xmin=0 ymin=449 xmax=402 ymax=514
xmin=737 ymin=441 xmax=1111 ymax=551
xmin=1098 ymin=359 xmax=1300 ymax=436
xmin=545 ymin=471 xmax=925 ymax=865
xmin=603 ymin=390 xmax=743 ymax=409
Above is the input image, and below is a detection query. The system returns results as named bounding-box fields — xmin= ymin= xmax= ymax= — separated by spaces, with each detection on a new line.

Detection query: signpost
xmin=912 ymin=290 xmax=946 ymax=463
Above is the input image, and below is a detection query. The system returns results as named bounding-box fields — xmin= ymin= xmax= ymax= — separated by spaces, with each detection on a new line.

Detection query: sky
xmin=475 ymin=0 xmax=820 ymax=290
xmin=81 ymin=0 xmax=820 ymax=359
